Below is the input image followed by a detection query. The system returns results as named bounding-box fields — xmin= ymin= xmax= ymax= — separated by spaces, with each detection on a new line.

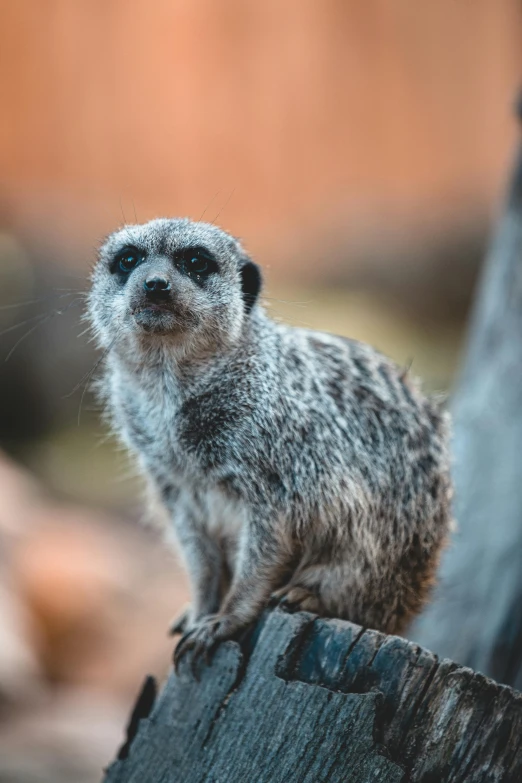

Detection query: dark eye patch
xmin=111 ymin=245 xmax=146 ymax=277
xmin=175 ymin=246 xmax=218 ymax=285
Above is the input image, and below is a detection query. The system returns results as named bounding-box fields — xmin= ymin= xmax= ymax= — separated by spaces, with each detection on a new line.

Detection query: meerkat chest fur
xmin=109 ymin=359 xmax=182 ymax=475
xmin=105 ymin=343 xmax=269 ymax=551
xmin=105 ymin=340 xmax=269 ymax=499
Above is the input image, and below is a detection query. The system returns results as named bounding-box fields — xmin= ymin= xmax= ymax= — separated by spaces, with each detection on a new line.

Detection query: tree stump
xmin=102 ymin=609 xmax=522 ymax=782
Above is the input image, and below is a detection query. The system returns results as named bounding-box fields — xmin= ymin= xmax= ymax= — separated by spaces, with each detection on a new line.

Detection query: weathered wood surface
xmin=411 ymin=104 xmax=522 ymax=690
xmin=103 ymin=609 xmax=522 ymax=783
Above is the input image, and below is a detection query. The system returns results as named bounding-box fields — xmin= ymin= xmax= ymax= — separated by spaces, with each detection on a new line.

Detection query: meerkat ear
xmin=240 ymin=260 xmax=262 ymax=313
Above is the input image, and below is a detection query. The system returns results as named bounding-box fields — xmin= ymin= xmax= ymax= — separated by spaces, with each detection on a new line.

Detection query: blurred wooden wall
xmin=0 ymin=0 xmax=521 ymax=275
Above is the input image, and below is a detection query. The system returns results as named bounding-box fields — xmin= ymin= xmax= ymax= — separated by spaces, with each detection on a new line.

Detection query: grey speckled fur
xmin=88 ymin=218 xmax=452 ymax=664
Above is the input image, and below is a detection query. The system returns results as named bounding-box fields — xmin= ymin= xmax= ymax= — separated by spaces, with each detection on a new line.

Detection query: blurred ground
xmin=0 ymin=451 xmax=189 ymax=783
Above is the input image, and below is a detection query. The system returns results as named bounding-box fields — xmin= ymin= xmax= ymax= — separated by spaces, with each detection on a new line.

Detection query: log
xmin=102 ymin=609 xmax=522 ymax=782
xmin=410 ymin=99 xmax=522 ymax=689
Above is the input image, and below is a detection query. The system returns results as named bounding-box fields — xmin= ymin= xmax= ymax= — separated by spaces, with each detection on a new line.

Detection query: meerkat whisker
xmin=65 ymin=332 xmax=120 ymax=400
xmin=0 ymin=289 xmax=83 ymax=312
xmin=76 ymin=325 xmax=94 ymax=339
xmin=198 ymin=190 xmax=221 ymax=222
xmin=262 ymin=296 xmax=312 ymax=307
xmin=210 ymin=188 xmax=235 ymax=226
xmin=3 ymin=296 xmax=84 ymax=361
xmin=119 ymin=196 xmax=128 ymax=228
xmin=52 ymin=287 xmax=88 ymax=295
xmin=68 ymin=330 xmax=123 ymax=426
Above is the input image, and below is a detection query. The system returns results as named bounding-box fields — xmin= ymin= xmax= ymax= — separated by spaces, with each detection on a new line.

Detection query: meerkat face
xmin=88 ymin=218 xmax=262 ymax=356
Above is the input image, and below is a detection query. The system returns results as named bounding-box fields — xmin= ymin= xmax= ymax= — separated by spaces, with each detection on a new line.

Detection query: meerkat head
xmin=88 ymin=218 xmax=262 ymax=358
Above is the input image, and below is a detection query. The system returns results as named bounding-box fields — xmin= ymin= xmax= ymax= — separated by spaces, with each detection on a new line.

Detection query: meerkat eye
xmin=114 ymin=246 xmax=143 ymax=274
xmin=188 ymin=256 xmax=208 ymax=275
xmin=177 ymin=248 xmax=217 ymax=282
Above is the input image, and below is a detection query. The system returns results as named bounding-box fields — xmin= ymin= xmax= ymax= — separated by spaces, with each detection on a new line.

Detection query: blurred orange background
xmin=0 ymin=2 xmax=521 ymax=781
xmin=1 ymin=1 xmax=521 ymax=284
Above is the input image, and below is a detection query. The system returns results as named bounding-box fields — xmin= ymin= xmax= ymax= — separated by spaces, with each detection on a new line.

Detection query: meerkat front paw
xmin=173 ymin=613 xmax=243 ymax=677
xmin=272 ymin=585 xmax=322 ymax=615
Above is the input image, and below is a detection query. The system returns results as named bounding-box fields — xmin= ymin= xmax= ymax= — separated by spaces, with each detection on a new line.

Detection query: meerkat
xmin=88 ymin=218 xmax=452 ymax=669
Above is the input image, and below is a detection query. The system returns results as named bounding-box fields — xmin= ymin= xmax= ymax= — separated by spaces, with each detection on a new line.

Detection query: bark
xmin=102 ymin=609 xmax=522 ymax=783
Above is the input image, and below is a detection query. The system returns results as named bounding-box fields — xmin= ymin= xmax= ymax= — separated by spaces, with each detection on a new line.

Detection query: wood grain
xmin=103 ymin=609 xmax=522 ymax=783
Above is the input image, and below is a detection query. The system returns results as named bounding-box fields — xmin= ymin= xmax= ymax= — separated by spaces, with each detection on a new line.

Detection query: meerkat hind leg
xmin=276 ymin=560 xmax=436 ymax=635
xmin=272 ymin=584 xmax=323 ymax=615
xmin=273 ymin=563 xmax=361 ymax=624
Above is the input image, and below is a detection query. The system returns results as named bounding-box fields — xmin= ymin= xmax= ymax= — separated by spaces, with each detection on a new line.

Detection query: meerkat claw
xmin=173 ymin=615 xmax=235 ymax=678
xmin=173 ymin=628 xmax=196 ymax=672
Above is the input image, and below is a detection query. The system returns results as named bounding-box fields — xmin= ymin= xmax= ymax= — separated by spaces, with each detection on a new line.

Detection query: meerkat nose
xmin=143 ymin=277 xmax=171 ymax=300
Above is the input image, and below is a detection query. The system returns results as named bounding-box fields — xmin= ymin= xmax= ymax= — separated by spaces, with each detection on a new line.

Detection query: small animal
xmin=88 ymin=218 xmax=452 ymax=669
